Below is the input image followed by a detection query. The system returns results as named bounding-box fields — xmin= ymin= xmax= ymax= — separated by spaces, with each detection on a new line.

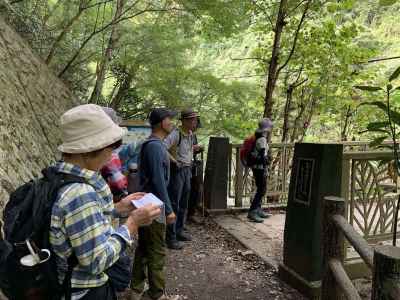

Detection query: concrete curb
xmin=211 ymin=215 xmax=279 ymax=270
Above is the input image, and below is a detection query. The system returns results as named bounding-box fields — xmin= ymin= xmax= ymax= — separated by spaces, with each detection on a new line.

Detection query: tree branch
xmin=83 ymin=0 xmax=113 ymax=10
xmin=218 ymin=74 xmax=266 ymax=79
xmin=366 ymin=56 xmax=400 ymax=64
xmin=45 ymin=0 xmax=114 ymax=65
xmin=288 ymin=0 xmax=308 ymax=16
xmin=9 ymin=0 xmax=25 ymax=4
xmin=229 ymin=55 xmax=269 ymax=63
xmin=249 ymin=0 xmax=274 ymax=28
xmin=58 ymin=6 xmax=179 ymax=77
xmin=277 ymin=0 xmax=310 ymax=74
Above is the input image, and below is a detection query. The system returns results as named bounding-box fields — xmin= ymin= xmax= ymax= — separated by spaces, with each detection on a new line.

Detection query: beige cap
xmin=58 ymin=104 xmax=126 ymax=154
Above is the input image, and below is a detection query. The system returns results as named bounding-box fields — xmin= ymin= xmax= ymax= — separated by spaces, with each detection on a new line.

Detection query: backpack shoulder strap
xmin=139 ymin=138 xmax=160 ymax=165
xmin=178 ymin=131 xmax=182 ymax=147
xmin=138 ymin=138 xmax=161 ymax=191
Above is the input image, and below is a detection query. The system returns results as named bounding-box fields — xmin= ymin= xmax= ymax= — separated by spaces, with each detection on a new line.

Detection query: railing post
xmin=321 ymin=196 xmax=346 ymax=300
xmin=372 ymin=245 xmax=400 ymax=300
xmin=234 ymin=146 xmax=244 ymax=207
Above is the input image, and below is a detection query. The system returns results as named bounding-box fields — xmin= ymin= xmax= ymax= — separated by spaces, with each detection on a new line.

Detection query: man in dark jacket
xmin=130 ymin=108 xmax=180 ymax=300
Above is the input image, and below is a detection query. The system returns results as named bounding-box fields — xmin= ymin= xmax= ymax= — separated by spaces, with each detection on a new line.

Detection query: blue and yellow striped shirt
xmin=50 ymin=161 xmax=132 ymax=293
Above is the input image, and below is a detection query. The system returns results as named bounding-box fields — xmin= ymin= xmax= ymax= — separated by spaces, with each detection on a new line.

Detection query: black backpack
xmin=0 ymin=167 xmax=84 ymax=300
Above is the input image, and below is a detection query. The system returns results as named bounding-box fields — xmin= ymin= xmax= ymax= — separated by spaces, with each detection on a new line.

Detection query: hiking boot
xmin=187 ymin=215 xmax=203 ymax=224
xmin=167 ymin=240 xmax=184 ymax=250
xmin=128 ymin=290 xmax=143 ymax=300
xmin=142 ymin=294 xmax=181 ymax=300
xmin=156 ymin=294 xmax=181 ymax=300
xmin=257 ymin=208 xmax=272 ymax=219
xmin=177 ymin=231 xmax=192 ymax=241
xmin=247 ymin=210 xmax=264 ymax=223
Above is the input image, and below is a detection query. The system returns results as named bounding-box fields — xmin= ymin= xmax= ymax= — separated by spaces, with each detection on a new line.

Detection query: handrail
xmin=328 ymin=259 xmax=362 ymax=300
xmin=342 ymin=151 xmax=394 ymax=160
xmin=231 ymin=141 xmax=395 ymax=148
xmin=322 ymin=196 xmax=400 ymax=300
xmin=331 ymin=214 xmax=374 ymax=269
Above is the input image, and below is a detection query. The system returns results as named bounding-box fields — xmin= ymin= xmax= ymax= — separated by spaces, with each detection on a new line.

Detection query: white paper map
xmin=131 ymin=193 xmax=164 ymax=208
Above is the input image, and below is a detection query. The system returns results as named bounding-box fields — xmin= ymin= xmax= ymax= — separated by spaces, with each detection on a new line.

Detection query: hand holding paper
xmin=131 ymin=193 xmax=164 ymax=209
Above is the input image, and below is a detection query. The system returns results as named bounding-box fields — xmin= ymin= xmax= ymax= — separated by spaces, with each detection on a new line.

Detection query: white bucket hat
xmin=58 ymin=104 xmax=126 ymax=154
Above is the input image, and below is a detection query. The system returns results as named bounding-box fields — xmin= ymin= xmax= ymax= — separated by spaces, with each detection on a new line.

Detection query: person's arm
xmin=164 ymin=129 xmax=179 ymax=150
xmin=61 ymin=184 xmax=131 ymax=275
xmin=168 ymin=152 xmax=179 ymax=165
xmin=256 ymin=137 xmax=268 ymax=166
xmin=164 ymin=130 xmax=181 ymax=166
xmin=192 ymin=134 xmax=203 ymax=154
xmin=145 ymin=143 xmax=173 ymax=215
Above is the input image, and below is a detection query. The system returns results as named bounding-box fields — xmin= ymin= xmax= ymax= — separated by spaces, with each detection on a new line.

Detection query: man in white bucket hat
xmin=50 ymin=104 xmax=161 ymax=299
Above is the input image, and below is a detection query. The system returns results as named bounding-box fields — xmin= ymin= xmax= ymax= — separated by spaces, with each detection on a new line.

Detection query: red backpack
xmin=240 ymin=135 xmax=257 ymax=167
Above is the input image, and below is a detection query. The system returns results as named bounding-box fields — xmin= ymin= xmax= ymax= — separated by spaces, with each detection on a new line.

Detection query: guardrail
xmin=228 ymin=141 xmax=397 ymax=209
xmin=322 ymin=196 xmax=400 ymax=299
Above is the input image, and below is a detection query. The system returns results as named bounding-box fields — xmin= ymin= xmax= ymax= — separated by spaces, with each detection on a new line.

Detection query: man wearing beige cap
xmin=164 ymin=108 xmax=201 ymax=249
xmin=50 ymin=104 xmax=161 ymax=299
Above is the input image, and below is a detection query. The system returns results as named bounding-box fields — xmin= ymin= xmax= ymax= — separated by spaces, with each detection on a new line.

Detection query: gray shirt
xmin=164 ymin=128 xmax=194 ymax=166
xmin=253 ymin=136 xmax=269 ymax=170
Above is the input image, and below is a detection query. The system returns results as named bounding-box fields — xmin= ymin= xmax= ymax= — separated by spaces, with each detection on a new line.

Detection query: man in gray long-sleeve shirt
xmin=130 ymin=108 xmax=180 ymax=300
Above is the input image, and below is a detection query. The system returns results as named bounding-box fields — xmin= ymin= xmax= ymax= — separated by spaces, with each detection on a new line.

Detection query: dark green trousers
xmin=131 ymin=222 xmax=166 ymax=299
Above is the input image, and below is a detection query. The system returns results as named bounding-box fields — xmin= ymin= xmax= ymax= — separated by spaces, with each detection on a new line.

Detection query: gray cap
xmin=102 ymin=107 xmax=122 ymax=125
xmin=256 ymin=118 xmax=273 ymax=133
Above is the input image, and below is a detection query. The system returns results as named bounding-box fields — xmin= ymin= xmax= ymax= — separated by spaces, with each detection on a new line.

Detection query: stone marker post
xmin=372 ymin=245 xmax=400 ymax=300
xmin=279 ymin=143 xmax=343 ymax=299
xmin=203 ymin=137 xmax=230 ymax=210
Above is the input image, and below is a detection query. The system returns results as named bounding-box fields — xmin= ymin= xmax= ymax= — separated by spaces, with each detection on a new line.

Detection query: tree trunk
xmin=289 ymin=90 xmax=309 ymax=143
xmin=263 ymin=0 xmax=288 ymax=119
xmin=263 ymin=0 xmax=310 ymax=121
xmin=281 ymin=84 xmax=293 ymax=143
xmin=298 ymin=95 xmax=318 ymax=142
xmin=89 ymin=0 xmax=125 ymax=104
xmin=281 ymin=74 xmax=307 ymax=143
xmin=110 ymin=72 xmax=133 ymax=110
xmin=341 ymin=105 xmax=352 ymax=142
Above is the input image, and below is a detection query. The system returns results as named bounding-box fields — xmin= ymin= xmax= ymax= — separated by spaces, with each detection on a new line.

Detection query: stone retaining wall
xmin=0 ymin=16 xmax=78 ymax=213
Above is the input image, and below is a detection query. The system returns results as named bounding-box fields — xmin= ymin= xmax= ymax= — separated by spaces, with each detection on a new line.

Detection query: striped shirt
xmin=50 ymin=162 xmax=132 ymax=298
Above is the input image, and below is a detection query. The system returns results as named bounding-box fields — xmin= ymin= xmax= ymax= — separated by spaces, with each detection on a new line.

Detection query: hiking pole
xmin=201 ymin=151 xmax=205 ymax=218
xmin=0 ymin=219 xmax=3 ymax=240
xmin=393 ymin=193 xmax=400 ymax=246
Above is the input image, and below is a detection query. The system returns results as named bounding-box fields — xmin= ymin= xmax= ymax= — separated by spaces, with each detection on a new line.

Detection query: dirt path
xmin=165 ymin=220 xmax=306 ymax=300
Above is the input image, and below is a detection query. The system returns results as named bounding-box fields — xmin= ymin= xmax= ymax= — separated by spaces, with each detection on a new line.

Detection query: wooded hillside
xmin=2 ymin=0 xmax=400 ymax=143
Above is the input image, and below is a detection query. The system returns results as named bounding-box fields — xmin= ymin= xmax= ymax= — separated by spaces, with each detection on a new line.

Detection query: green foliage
xmin=5 ymin=0 xmax=400 ymax=142
xmin=379 ymin=0 xmax=398 ymax=6
xmin=357 ymin=66 xmax=400 ymax=165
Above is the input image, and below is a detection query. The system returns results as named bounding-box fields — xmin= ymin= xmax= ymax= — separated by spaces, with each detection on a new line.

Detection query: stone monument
xmin=203 ymin=137 xmax=229 ymax=210
xmin=279 ymin=143 xmax=343 ymax=298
